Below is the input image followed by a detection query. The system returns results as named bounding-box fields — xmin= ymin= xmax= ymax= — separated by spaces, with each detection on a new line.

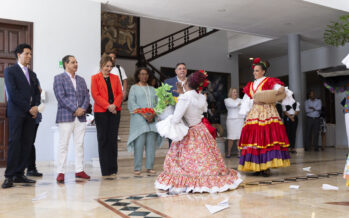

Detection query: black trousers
xmin=5 ymin=114 xmax=36 ymax=178
xmin=95 ymin=111 xmax=120 ymax=176
xmin=305 ymin=117 xmax=320 ymax=150
xmin=27 ymin=123 xmax=39 ymax=171
xmin=284 ymin=116 xmax=298 ymax=149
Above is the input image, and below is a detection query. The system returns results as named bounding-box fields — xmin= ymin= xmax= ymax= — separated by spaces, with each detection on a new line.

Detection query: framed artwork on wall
xmin=101 ymin=11 xmax=140 ymax=59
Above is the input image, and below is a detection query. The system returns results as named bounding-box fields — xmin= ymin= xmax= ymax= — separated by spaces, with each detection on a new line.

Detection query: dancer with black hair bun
xmin=155 ymin=70 xmax=242 ymax=193
xmin=238 ymin=58 xmax=294 ymax=177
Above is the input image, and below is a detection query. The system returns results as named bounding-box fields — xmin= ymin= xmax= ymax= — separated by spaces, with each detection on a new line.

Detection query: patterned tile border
xmin=97 ymin=171 xmax=343 ymax=217
xmin=244 ymin=171 xmax=342 ymax=186
xmin=97 ymin=192 xmax=173 ymax=218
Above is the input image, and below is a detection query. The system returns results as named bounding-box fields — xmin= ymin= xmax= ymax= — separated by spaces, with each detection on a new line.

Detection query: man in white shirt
xmin=304 ymin=90 xmax=322 ymax=151
xmin=108 ymin=52 xmax=128 ymax=101
xmin=282 ymin=98 xmax=300 ymax=153
xmin=108 ymin=52 xmax=127 ymax=141
xmin=53 ymin=55 xmax=91 ymax=183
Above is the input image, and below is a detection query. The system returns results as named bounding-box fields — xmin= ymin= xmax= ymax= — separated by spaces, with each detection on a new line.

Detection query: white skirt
xmin=226 ymin=118 xmax=244 ymax=140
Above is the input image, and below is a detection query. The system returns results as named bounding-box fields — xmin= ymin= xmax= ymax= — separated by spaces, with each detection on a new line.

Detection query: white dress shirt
xmin=172 ymin=90 xmax=207 ymax=127
xmin=111 ymin=65 xmax=127 ymax=91
xmin=65 ymin=71 xmax=77 ymax=90
xmin=17 ymin=62 xmax=28 ymax=76
xmin=177 ymin=77 xmax=187 ymax=92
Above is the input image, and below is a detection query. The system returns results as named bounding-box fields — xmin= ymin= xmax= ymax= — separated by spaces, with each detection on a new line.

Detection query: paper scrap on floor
xmin=289 ymin=185 xmax=300 ymax=189
xmin=322 ymin=184 xmax=339 ymax=190
xmin=303 ymin=167 xmax=311 ymax=172
xmin=205 ymin=198 xmax=229 ymax=214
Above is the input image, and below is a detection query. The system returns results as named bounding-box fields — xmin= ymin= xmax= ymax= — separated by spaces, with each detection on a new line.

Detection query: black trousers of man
xmin=27 ymin=123 xmax=39 ymax=171
xmin=95 ymin=111 xmax=120 ymax=176
xmin=5 ymin=114 xmax=36 ymax=178
xmin=284 ymin=116 xmax=298 ymax=149
xmin=305 ymin=117 xmax=320 ymax=151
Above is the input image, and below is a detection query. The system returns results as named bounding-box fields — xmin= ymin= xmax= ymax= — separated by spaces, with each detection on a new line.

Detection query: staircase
xmin=118 ymin=102 xmax=131 ymax=151
xmin=137 ymin=26 xmax=218 ymax=81
xmin=117 ymin=25 xmax=218 ymax=158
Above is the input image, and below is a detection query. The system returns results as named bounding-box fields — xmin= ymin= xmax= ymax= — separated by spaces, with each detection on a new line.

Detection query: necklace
xmin=139 ymin=83 xmax=152 ymax=108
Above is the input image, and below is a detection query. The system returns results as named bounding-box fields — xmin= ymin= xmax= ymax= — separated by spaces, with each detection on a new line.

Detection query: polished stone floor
xmin=0 ymin=148 xmax=348 ymax=218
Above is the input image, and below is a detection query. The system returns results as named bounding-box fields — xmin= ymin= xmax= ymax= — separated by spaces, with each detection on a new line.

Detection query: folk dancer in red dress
xmin=238 ymin=58 xmax=293 ymax=177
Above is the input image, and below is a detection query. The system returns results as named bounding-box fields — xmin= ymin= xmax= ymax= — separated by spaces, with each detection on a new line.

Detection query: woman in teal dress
xmin=127 ymin=67 xmax=163 ymax=175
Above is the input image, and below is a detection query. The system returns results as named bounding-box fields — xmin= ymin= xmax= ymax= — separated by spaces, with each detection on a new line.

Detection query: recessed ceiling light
xmin=249 ymin=57 xmax=254 ymax=60
xmin=218 ymin=9 xmax=226 ymax=12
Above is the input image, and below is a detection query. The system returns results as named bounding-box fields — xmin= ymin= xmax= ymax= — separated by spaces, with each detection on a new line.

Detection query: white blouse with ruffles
xmin=156 ymin=90 xmax=208 ymax=142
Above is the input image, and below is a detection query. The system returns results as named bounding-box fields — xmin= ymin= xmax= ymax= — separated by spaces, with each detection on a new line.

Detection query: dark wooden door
xmin=0 ymin=18 xmax=33 ymax=167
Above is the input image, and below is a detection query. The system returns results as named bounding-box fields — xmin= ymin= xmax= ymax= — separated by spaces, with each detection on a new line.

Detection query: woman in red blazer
xmin=91 ymin=54 xmax=123 ymax=177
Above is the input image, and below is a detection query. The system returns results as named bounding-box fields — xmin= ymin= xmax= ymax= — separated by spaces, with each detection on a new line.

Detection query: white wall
xmin=115 ymin=17 xmax=188 ymax=79
xmin=0 ymin=0 xmax=101 ymax=161
xmin=117 ymin=19 xmax=236 ymax=81
xmin=0 ymin=2 xmax=236 ymax=161
xmin=152 ymin=31 xmax=233 ymax=73
xmin=266 ymin=44 xmax=349 ymax=147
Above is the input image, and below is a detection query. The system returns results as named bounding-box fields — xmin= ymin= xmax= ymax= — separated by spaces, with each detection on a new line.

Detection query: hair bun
xmin=264 ymin=61 xmax=270 ymax=69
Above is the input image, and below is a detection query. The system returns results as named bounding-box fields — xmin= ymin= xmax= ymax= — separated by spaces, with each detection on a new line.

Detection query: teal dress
xmin=127 ymin=85 xmax=163 ymax=152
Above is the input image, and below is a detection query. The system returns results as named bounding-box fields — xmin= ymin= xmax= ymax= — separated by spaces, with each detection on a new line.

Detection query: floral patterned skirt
xmin=155 ymin=122 xmax=242 ymax=193
xmin=238 ymin=104 xmax=290 ymax=172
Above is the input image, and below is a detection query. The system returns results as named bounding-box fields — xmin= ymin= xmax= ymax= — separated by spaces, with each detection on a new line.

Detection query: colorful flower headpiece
xmin=252 ymin=57 xmax=267 ymax=69
xmin=197 ymin=70 xmax=210 ymax=93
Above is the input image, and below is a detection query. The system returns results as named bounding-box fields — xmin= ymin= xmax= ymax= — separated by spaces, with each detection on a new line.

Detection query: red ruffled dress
xmin=238 ymin=77 xmax=290 ymax=172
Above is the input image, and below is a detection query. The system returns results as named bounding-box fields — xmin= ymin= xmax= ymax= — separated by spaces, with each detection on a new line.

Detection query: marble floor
xmin=0 ymin=148 xmax=348 ymax=218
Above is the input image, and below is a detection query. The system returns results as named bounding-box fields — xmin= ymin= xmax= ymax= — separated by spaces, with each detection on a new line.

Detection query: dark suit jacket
xmin=164 ymin=76 xmax=179 ymax=97
xmin=4 ymin=64 xmax=40 ymax=117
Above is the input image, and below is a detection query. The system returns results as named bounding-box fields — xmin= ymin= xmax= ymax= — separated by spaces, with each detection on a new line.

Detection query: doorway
xmin=0 ymin=18 xmax=33 ymax=167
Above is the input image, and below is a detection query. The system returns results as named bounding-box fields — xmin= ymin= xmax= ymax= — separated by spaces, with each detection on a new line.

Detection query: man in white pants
xmin=53 ymin=55 xmax=90 ymax=183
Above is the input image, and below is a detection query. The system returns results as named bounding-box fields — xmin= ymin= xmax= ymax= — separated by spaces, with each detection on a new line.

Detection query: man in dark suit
xmin=164 ymin=63 xmax=187 ymax=147
xmin=164 ymin=63 xmax=187 ymax=97
xmin=2 ymin=44 xmax=41 ymax=189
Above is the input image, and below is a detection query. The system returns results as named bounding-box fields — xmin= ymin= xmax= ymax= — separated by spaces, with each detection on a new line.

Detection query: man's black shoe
xmin=2 ymin=178 xmax=14 ymax=189
xmin=13 ymin=175 xmax=36 ymax=183
xmin=27 ymin=169 xmax=43 ymax=177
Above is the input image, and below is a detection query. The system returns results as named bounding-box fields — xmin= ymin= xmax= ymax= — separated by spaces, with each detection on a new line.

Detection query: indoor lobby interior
xmin=1 ymin=0 xmax=349 ymax=217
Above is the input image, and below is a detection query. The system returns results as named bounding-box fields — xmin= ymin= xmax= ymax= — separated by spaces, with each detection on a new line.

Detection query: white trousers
xmin=345 ymin=113 xmax=349 ymax=149
xmin=57 ymin=118 xmax=86 ymax=173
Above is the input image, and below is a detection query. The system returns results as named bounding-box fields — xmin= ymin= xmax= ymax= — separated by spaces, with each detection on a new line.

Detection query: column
xmin=230 ymin=52 xmax=239 ymax=90
xmin=288 ymin=34 xmax=305 ymax=149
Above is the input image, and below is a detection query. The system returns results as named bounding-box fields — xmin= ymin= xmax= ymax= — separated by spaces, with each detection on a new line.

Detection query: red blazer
xmin=91 ymin=72 xmax=123 ymax=112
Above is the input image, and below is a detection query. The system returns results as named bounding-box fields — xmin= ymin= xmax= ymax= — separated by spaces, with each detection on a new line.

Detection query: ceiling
xmin=94 ymin=0 xmax=348 ymax=64
xmin=98 ymin=0 xmax=347 ymax=38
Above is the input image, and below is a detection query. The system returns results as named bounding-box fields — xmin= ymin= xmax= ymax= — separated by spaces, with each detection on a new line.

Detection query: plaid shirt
xmin=53 ymin=72 xmax=90 ymax=123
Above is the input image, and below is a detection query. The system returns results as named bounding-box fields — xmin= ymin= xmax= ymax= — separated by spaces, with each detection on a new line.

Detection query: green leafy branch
xmin=154 ymin=83 xmax=176 ymax=114
xmin=324 ymin=14 xmax=349 ymax=47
